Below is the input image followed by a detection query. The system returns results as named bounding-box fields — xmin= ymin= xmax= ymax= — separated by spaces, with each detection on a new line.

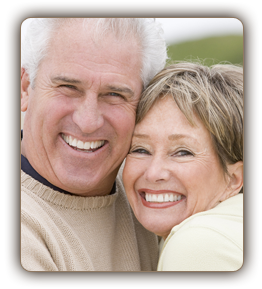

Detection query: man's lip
xmin=61 ymin=135 xmax=108 ymax=154
xmin=61 ymin=133 xmax=107 ymax=144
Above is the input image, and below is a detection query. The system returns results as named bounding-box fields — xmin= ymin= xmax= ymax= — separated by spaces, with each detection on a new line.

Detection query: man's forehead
xmin=51 ymin=19 xmax=137 ymax=46
xmin=37 ymin=20 xmax=143 ymax=94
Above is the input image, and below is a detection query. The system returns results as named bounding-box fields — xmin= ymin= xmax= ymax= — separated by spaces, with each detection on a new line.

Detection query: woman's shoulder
xmin=171 ymin=194 xmax=243 ymax=235
xmin=159 ymin=222 xmax=243 ymax=271
xmin=157 ymin=195 xmax=243 ymax=271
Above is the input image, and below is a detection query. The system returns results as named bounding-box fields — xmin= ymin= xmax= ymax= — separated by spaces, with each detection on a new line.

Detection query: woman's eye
xmin=130 ymin=148 xmax=150 ymax=155
xmin=175 ymin=150 xmax=194 ymax=157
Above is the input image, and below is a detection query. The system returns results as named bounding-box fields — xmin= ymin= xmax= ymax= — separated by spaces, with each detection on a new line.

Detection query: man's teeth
xmin=145 ymin=193 xmax=182 ymax=203
xmin=62 ymin=134 xmax=105 ymax=151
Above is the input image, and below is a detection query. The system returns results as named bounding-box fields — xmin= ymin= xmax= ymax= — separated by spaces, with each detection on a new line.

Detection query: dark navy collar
xmin=21 ymin=130 xmax=115 ymax=195
xmin=21 ymin=154 xmax=74 ymax=195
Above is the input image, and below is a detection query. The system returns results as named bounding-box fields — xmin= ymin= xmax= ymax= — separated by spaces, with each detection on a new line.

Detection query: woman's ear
xmin=21 ymin=68 xmax=31 ymax=112
xmin=221 ymin=161 xmax=243 ymax=202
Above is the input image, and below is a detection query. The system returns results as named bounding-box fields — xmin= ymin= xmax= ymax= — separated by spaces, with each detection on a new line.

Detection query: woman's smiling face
xmin=123 ymin=95 xmax=231 ymax=239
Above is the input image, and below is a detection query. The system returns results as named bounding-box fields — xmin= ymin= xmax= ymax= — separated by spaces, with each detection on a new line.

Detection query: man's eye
xmin=59 ymin=84 xmax=76 ymax=90
xmin=130 ymin=148 xmax=150 ymax=155
xmin=108 ymin=92 xmax=124 ymax=98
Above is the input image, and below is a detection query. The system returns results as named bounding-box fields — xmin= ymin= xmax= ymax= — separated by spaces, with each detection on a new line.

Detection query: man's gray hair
xmin=21 ymin=18 xmax=168 ymax=88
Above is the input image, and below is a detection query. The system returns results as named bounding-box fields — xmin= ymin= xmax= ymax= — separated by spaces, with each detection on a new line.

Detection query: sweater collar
xmin=21 ymin=171 xmax=118 ymax=209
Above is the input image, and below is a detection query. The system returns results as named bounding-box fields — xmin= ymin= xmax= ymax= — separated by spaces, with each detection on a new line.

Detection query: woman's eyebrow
xmin=133 ymin=133 xmax=150 ymax=139
xmin=168 ymin=134 xmax=198 ymax=144
xmin=134 ymin=134 xmax=195 ymax=141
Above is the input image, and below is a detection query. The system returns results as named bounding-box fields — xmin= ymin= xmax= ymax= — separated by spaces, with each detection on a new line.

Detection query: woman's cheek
xmin=123 ymin=156 xmax=139 ymax=185
xmin=123 ymin=155 xmax=147 ymax=195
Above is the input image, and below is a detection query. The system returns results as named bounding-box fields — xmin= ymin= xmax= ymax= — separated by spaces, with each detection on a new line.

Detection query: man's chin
xmin=51 ymin=165 xmax=117 ymax=197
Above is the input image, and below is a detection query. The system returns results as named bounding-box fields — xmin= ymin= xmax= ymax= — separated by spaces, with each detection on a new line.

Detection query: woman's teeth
xmin=145 ymin=193 xmax=182 ymax=203
xmin=62 ymin=134 xmax=105 ymax=151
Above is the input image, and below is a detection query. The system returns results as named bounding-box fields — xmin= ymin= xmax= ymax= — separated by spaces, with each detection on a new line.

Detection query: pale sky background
xmin=21 ymin=17 xmax=243 ymax=45
xmin=20 ymin=17 xmax=243 ymax=128
xmin=156 ymin=17 xmax=243 ymax=43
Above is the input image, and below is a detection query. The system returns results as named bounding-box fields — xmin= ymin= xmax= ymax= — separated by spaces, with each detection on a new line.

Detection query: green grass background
xmin=21 ymin=34 xmax=243 ymax=128
xmin=166 ymin=35 xmax=243 ymax=67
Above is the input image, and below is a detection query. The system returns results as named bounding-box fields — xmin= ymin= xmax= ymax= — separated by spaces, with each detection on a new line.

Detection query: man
xmin=21 ymin=18 xmax=167 ymax=271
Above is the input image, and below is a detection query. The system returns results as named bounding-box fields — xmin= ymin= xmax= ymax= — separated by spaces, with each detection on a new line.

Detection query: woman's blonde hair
xmin=136 ymin=62 xmax=243 ymax=174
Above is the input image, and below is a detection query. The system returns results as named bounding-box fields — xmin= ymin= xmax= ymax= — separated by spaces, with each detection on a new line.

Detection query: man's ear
xmin=221 ymin=161 xmax=243 ymax=202
xmin=21 ymin=68 xmax=31 ymax=112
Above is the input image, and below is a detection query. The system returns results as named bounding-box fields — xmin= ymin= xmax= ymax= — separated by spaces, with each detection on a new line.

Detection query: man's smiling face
xmin=21 ymin=20 xmax=143 ymax=196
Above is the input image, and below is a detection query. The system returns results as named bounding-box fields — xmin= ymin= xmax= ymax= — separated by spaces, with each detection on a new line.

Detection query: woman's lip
xmin=137 ymin=188 xmax=183 ymax=195
xmin=140 ymin=195 xmax=185 ymax=209
xmin=137 ymin=188 xmax=185 ymax=209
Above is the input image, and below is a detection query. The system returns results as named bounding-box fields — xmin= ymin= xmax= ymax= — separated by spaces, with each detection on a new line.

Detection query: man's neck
xmin=21 ymin=130 xmax=116 ymax=196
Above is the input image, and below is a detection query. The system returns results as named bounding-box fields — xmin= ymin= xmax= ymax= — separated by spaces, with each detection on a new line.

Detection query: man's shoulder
xmin=21 ymin=182 xmax=51 ymax=232
xmin=21 ymin=170 xmax=60 ymax=233
xmin=21 ymin=170 xmax=46 ymax=208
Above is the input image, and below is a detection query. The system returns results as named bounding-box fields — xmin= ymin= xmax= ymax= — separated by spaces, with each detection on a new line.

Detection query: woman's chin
xmin=131 ymin=197 xmax=187 ymax=237
xmin=135 ymin=214 xmax=174 ymax=238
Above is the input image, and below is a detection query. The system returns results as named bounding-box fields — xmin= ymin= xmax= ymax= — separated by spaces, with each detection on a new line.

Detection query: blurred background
xmin=155 ymin=18 xmax=243 ymax=66
xmin=21 ymin=18 xmax=244 ymax=67
xmin=21 ymin=18 xmax=243 ymax=128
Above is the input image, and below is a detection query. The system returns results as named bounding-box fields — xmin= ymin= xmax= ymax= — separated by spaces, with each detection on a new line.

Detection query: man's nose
xmin=72 ymin=93 xmax=104 ymax=134
xmin=144 ymin=157 xmax=171 ymax=183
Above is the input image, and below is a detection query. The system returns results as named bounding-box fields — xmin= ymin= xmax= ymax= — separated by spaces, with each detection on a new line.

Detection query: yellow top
xmin=158 ymin=194 xmax=243 ymax=271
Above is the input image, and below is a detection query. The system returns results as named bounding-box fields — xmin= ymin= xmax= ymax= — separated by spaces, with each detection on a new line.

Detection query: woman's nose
xmin=72 ymin=93 xmax=104 ymax=134
xmin=144 ymin=157 xmax=171 ymax=183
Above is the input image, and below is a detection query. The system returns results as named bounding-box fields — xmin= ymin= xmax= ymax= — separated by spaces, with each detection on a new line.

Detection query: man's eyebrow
xmin=51 ymin=79 xmax=134 ymax=96
xmin=105 ymin=85 xmax=134 ymax=97
xmin=51 ymin=76 xmax=81 ymax=84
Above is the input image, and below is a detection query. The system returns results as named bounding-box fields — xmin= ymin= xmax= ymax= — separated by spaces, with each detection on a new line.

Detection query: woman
xmin=123 ymin=62 xmax=243 ymax=271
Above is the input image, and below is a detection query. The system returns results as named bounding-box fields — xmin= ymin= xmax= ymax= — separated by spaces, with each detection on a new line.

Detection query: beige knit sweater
xmin=21 ymin=171 xmax=159 ymax=271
